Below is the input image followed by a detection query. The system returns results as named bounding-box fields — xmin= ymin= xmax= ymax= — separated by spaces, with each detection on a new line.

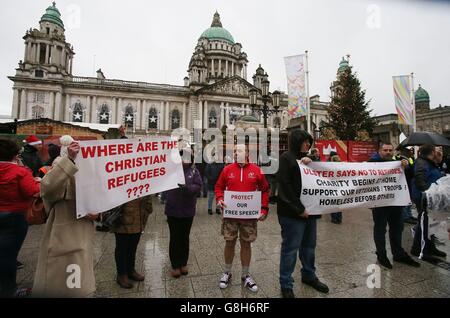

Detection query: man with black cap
xmin=277 ymin=129 xmax=329 ymax=298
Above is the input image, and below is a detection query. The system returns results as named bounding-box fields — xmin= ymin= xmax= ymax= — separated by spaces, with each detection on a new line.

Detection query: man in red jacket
xmin=215 ymin=144 xmax=270 ymax=293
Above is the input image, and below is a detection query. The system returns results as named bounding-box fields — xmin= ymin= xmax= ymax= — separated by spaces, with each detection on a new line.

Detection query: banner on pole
xmin=284 ymin=54 xmax=307 ymax=118
xmin=393 ymin=75 xmax=414 ymax=125
xmin=74 ymin=137 xmax=185 ymax=219
xmin=223 ymin=191 xmax=261 ymax=219
xmin=299 ymin=162 xmax=411 ymax=214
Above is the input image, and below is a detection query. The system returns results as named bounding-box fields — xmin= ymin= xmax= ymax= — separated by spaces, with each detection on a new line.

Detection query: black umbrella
xmin=399 ymin=131 xmax=450 ymax=148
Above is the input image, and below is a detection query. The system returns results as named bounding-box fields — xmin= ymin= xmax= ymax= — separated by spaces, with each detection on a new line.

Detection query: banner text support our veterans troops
xmin=299 ymin=162 xmax=411 ymax=215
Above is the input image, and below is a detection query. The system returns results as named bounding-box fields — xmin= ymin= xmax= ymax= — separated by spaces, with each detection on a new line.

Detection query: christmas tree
xmin=327 ymin=57 xmax=376 ymax=140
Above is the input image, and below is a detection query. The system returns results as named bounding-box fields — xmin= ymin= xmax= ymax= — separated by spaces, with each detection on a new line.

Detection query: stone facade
xmin=9 ymin=6 xmax=301 ymax=136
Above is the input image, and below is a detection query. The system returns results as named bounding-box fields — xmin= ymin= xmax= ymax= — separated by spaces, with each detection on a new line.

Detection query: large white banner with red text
xmin=299 ymin=161 xmax=411 ymax=214
xmin=75 ymin=137 xmax=185 ymax=219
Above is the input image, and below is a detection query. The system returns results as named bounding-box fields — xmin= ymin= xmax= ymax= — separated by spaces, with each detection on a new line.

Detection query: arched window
xmin=274 ymin=117 xmax=281 ymax=128
xmin=72 ymin=101 xmax=84 ymax=122
xmin=124 ymin=104 xmax=134 ymax=127
xmin=99 ymin=103 xmax=110 ymax=124
xmin=171 ymin=109 xmax=181 ymax=129
xmin=148 ymin=107 xmax=158 ymax=129
xmin=32 ymin=106 xmax=45 ymax=119
xmin=209 ymin=108 xmax=218 ymax=128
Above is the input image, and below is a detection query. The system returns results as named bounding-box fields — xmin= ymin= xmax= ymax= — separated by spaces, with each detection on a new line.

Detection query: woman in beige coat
xmin=33 ymin=140 xmax=97 ymax=298
xmin=111 ymin=197 xmax=153 ymax=289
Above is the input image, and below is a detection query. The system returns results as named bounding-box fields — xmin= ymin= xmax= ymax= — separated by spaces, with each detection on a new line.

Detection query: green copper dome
xmin=337 ymin=57 xmax=350 ymax=73
xmin=200 ymin=12 xmax=235 ymax=44
xmin=415 ymin=85 xmax=430 ymax=104
xmin=40 ymin=2 xmax=64 ymax=29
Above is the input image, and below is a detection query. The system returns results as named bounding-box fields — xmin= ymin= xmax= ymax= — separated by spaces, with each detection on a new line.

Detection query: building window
xmin=171 ymin=109 xmax=181 ymax=129
xmin=99 ymin=103 xmax=110 ymax=124
xmin=274 ymin=117 xmax=281 ymax=128
xmin=209 ymin=108 xmax=218 ymax=128
xmin=35 ymin=70 xmax=44 ymax=78
xmin=148 ymin=107 xmax=158 ymax=129
xmin=72 ymin=101 xmax=84 ymax=122
xmin=124 ymin=104 xmax=134 ymax=128
xmin=39 ymin=44 xmax=46 ymax=64
xmin=34 ymin=92 xmax=45 ymax=103
xmin=46 ymin=27 xmax=50 ymax=35
xmin=32 ymin=106 xmax=45 ymax=119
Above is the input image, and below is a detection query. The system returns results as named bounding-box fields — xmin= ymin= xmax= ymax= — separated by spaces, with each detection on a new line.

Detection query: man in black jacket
xmin=368 ymin=142 xmax=419 ymax=269
xmin=205 ymin=159 xmax=225 ymax=215
xmin=277 ymin=129 xmax=329 ymax=298
xmin=20 ymin=135 xmax=43 ymax=177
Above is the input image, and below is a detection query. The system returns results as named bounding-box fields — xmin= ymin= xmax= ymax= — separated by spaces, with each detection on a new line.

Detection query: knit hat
xmin=24 ymin=135 xmax=42 ymax=146
xmin=60 ymin=135 xmax=74 ymax=157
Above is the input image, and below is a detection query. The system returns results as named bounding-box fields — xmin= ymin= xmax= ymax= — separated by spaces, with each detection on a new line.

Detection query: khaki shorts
xmin=221 ymin=219 xmax=258 ymax=243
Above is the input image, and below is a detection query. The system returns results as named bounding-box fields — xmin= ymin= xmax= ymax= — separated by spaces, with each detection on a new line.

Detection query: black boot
xmin=301 ymin=278 xmax=329 ymax=294
xmin=281 ymin=288 xmax=295 ymax=298
xmin=208 ymin=209 xmax=213 ymax=215
xmin=393 ymin=254 xmax=420 ymax=267
xmin=377 ymin=255 xmax=393 ymax=269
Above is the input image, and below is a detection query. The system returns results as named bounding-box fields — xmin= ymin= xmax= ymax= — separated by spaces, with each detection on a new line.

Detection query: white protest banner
xmin=75 ymin=136 xmax=185 ymax=219
xmin=223 ymin=191 xmax=261 ymax=219
xmin=299 ymin=161 xmax=411 ymax=215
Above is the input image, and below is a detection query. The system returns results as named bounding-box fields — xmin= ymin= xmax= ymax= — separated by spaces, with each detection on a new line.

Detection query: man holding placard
xmin=277 ymin=129 xmax=329 ymax=298
xmin=215 ymin=144 xmax=270 ymax=293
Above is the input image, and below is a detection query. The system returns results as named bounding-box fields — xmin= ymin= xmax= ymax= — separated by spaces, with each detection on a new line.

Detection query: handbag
xmin=100 ymin=205 xmax=124 ymax=229
xmin=26 ymin=195 xmax=47 ymax=225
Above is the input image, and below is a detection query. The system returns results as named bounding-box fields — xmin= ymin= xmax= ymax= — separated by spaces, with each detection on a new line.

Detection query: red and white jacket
xmin=215 ymin=162 xmax=270 ymax=216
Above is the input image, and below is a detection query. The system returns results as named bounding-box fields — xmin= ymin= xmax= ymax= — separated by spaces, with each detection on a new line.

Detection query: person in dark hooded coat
xmin=277 ymin=129 xmax=329 ymax=298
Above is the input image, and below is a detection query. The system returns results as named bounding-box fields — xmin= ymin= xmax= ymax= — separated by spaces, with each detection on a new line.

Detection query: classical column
xmin=211 ymin=59 xmax=215 ymax=77
xmin=45 ymin=44 xmax=50 ymax=64
xmin=220 ymin=102 xmax=225 ymax=126
xmin=231 ymin=62 xmax=234 ymax=76
xmin=219 ymin=60 xmax=222 ymax=77
xmin=64 ymin=93 xmax=71 ymax=121
xmin=91 ymin=96 xmax=97 ymax=123
xmin=11 ymin=89 xmax=19 ymax=119
xmin=118 ymin=98 xmax=123 ymax=124
xmin=204 ymin=100 xmax=209 ymax=129
xmin=225 ymin=61 xmax=228 ymax=77
xmin=135 ymin=100 xmax=141 ymax=131
xmin=54 ymin=91 xmax=62 ymax=121
xmin=165 ymin=102 xmax=170 ymax=131
xmin=198 ymin=100 xmax=203 ymax=128
xmin=159 ymin=102 xmax=164 ymax=131
xmin=183 ymin=103 xmax=187 ymax=128
xmin=48 ymin=92 xmax=55 ymax=120
xmin=69 ymin=58 xmax=73 ymax=74
xmin=141 ymin=100 xmax=147 ymax=130
xmin=225 ymin=102 xmax=230 ymax=125
xmin=19 ymin=89 xmax=27 ymax=119
xmin=24 ymin=42 xmax=29 ymax=62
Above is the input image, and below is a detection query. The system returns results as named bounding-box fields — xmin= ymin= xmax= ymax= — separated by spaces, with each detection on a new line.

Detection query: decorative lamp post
xmin=248 ymin=80 xmax=282 ymax=128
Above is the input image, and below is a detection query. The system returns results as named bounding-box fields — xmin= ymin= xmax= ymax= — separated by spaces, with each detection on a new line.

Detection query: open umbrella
xmin=398 ymin=131 xmax=450 ymax=148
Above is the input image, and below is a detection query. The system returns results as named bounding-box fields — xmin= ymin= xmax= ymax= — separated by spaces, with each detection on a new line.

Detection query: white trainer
xmin=219 ymin=272 xmax=232 ymax=289
xmin=242 ymin=274 xmax=258 ymax=292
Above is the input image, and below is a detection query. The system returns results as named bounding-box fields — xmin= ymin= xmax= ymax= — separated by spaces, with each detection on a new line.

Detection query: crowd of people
xmin=0 ymin=129 xmax=448 ymax=298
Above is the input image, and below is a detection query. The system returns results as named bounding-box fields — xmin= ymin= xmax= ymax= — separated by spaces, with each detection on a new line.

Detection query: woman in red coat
xmin=0 ymin=138 xmax=40 ymax=298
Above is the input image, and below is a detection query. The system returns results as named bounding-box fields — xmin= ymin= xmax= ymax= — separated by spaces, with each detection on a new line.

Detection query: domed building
xmin=415 ymin=84 xmax=430 ymax=113
xmin=9 ymin=5 xmax=290 ymax=134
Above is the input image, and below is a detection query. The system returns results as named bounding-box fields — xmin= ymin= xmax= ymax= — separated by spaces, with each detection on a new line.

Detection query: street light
xmin=248 ymin=80 xmax=282 ymax=128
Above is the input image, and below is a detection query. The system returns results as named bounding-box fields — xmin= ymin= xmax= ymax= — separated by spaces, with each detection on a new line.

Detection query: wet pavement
xmin=17 ymin=197 xmax=450 ymax=298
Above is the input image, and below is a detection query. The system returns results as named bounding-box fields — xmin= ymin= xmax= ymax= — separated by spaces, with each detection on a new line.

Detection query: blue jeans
xmin=207 ymin=190 xmax=215 ymax=210
xmin=402 ymin=205 xmax=413 ymax=220
xmin=278 ymin=215 xmax=317 ymax=289
xmin=0 ymin=212 xmax=29 ymax=297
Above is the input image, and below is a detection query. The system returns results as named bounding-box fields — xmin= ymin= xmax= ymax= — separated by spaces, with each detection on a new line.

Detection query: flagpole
xmin=410 ymin=72 xmax=416 ymax=133
xmin=305 ymin=50 xmax=311 ymax=134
